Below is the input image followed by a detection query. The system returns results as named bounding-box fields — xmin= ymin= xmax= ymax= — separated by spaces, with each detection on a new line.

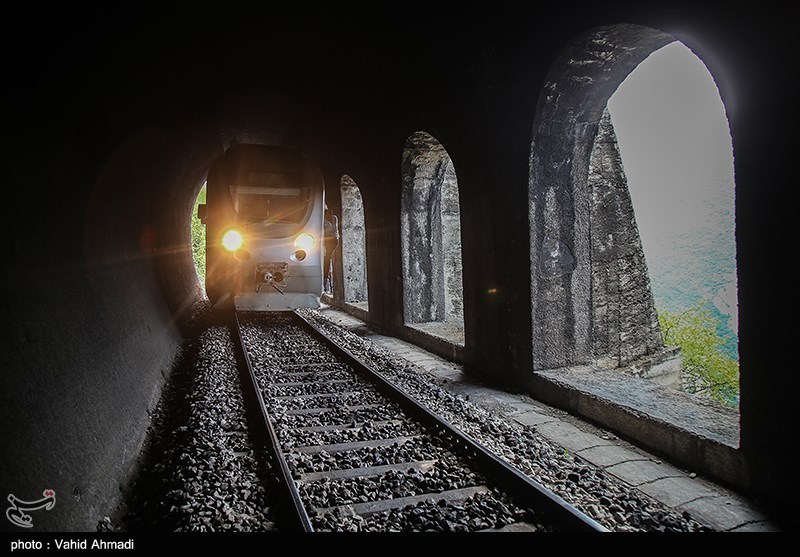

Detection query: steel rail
xmin=293 ymin=310 xmax=608 ymax=533
xmin=232 ymin=310 xmax=314 ymax=532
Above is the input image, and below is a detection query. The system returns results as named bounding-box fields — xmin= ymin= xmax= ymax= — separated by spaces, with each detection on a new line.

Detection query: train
xmin=198 ymin=142 xmax=326 ymax=311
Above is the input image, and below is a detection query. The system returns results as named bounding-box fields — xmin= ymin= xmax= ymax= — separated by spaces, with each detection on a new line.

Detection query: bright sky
xmin=607 ymin=41 xmax=738 ymax=334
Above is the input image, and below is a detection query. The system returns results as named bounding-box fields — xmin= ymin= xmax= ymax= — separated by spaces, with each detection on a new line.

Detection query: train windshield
xmin=231 ymin=184 xmax=310 ymax=223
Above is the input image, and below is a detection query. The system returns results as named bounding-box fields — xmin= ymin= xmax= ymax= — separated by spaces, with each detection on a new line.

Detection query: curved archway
xmin=529 ymin=24 xmax=737 ymax=401
xmin=527 ymin=23 xmax=744 ymax=491
xmin=340 ymin=174 xmax=369 ymax=309
xmin=401 ymin=131 xmax=464 ymax=346
xmin=529 ymin=25 xmax=735 ymax=396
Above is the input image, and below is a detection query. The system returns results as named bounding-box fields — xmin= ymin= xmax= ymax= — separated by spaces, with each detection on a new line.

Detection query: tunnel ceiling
xmin=9 ymin=4 xmax=487 ymax=143
xmin=5 ymin=1 xmax=761 ymax=174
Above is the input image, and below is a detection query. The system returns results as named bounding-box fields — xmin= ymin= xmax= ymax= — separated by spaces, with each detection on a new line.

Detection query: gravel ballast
xmin=108 ymin=306 xmax=277 ymax=532
xmin=109 ymin=304 xmax=711 ymax=533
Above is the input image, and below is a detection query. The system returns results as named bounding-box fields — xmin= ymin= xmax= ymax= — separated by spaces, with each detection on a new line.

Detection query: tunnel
xmin=1 ymin=1 xmax=795 ymax=531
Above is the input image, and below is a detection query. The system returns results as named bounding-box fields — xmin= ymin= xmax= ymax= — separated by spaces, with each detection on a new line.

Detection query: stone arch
xmin=528 ymin=24 xmax=677 ymax=371
xmin=401 ymin=131 xmax=464 ymax=345
xmin=340 ymin=174 xmax=369 ymax=307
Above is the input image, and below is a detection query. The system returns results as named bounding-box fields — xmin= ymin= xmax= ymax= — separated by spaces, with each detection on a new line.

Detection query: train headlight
xmin=222 ymin=229 xmax=245 ymax=252
xmin=294 ymin=233 xmax=315 ymax=251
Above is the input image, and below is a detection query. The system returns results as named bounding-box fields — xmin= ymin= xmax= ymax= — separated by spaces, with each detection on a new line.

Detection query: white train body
xmin=203 ymin=143 xmax=324 ymax=311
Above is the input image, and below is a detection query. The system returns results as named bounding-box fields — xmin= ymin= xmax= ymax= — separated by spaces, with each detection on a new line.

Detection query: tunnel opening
xmin=401 ymin=131 xmax=465 ymax=347
xmin=528 ymin=23 xmax=743 ymax=487
xmin=340 ymin=174 xmax=369 ymax=312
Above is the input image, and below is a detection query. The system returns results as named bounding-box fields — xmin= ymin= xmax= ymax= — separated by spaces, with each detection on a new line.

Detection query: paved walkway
xmin=317 ymin=306 xmax=781 ymax=532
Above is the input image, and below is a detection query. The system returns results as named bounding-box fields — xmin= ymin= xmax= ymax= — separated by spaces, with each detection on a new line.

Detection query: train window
xmin=231 ymin=185 xmax=310 ymax=223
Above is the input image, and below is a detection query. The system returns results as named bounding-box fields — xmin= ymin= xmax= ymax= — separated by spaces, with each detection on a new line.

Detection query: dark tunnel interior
xmin=1 ymin=1 xmax=795 ymax=531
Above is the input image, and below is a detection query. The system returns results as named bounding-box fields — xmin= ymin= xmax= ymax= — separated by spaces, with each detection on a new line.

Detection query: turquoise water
xmin=644 ymin=200 xmax=739 ymax=362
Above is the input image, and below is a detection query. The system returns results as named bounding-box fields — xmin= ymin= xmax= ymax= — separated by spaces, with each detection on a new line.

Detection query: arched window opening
xmin=529 ymin=24 xmax=740 ymax=425
xmin=340 ymin=175 xmax=368 ymax=310
xmin=191 ymin=181 xmax=207 ymax=298
xmin=401 ymin=131 xmax=464 ymax=346
xmin=606 ymin=42 xmax=738 ymax=407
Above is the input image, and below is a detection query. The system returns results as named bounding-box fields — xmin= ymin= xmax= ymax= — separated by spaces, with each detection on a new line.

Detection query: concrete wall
xmin=0 ymin=121 xmax=216 ymax=531
xmin=1 ymin=2 xmax=795 ymax=528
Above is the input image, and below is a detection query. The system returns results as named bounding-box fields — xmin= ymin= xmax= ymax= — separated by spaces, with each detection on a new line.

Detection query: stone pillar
xmin=401 ymin=132 xmax=447 ymax=323
xmin=588 ymin=109 xmax=664 ymax=368
xmin=340 ymin=175 xmax=369 ymax=304
xmin=441 ymin=158 xmax=464 ymax=323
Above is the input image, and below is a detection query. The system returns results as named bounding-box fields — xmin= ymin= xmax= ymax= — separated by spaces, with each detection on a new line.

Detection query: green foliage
xmin=658 ymin=301 xmax=739 ymax=407
xmin=191 ymin=184 xmax=206 ymax=287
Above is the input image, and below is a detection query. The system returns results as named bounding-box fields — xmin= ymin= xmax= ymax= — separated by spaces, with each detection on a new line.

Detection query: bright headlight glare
xmin=222 ymin=229 xmax=244 ymax=252
xmin=294 ymin=233 xmax=315 ymax=251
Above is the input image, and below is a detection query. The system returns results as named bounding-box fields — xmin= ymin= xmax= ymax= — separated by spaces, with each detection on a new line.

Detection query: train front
xmin=204 ymin=144 xmax=324 ymax=311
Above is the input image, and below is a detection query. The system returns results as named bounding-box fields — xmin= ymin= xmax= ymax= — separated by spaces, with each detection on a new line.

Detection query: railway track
xmin=232 ymin=310 xmax=607 ymax=532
